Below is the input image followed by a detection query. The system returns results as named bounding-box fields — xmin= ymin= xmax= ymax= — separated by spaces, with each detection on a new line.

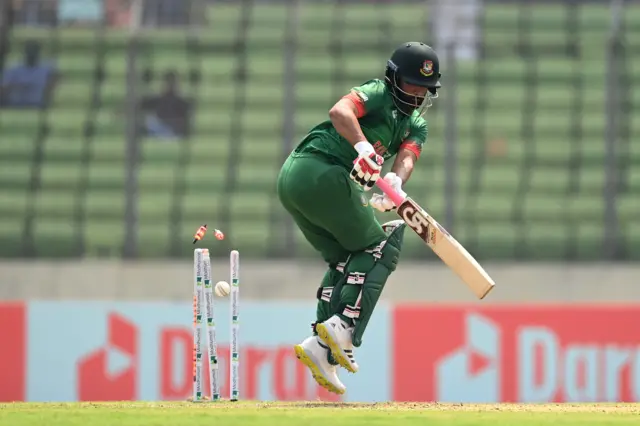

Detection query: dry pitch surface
xmin=1 ymin=401 xmax=639 ymax=425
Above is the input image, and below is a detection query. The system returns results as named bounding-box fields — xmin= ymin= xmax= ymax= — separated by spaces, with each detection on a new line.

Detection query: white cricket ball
xmin=214 ymin=281 xmax=231 ymax=297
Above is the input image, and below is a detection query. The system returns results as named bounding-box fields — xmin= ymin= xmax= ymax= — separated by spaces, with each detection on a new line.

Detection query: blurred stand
xmin=0 ymin=0 xmax=637 ymax=263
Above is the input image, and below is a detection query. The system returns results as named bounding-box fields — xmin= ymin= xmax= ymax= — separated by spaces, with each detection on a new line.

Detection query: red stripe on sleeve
xmin=399 ymin=141 xmax=422 ymax=159
xmin=342 ymin=92 xmax=366 ymax=118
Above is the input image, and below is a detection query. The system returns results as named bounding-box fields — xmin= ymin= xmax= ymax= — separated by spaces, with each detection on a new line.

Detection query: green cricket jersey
xmin=293 ymin=78 xmax=428 ymax=170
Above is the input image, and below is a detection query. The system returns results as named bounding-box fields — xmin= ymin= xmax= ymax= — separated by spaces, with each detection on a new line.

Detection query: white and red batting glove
xmin=350 ymin=141 xmax=384 ymax=191
xmin=370 ymin=172 xmax=406 ymax=212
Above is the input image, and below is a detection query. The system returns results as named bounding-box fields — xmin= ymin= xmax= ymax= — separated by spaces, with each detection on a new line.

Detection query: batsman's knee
xmin=375 ymin=219 xmax=407 ymax=271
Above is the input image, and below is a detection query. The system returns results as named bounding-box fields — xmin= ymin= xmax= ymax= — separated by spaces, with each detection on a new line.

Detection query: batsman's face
xmin=400 ymin=82 xmax=429 ymax=98
xmin=395 ymin=80 xmax=432 ymax=116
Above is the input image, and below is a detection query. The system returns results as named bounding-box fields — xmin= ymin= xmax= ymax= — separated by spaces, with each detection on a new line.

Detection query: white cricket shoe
xmin=294 ymin=336 xmax=346 ymax=395
xmin=315 ymin=315 xmax=359 ymax=373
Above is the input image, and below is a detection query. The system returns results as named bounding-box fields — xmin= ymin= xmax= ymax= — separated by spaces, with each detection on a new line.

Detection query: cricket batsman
xmin=276 ymin=42 xmax=441 ymax=394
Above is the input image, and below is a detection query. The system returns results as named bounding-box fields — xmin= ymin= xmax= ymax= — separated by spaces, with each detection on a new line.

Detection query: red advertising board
xmin=0 ymin=302 xmax=26 ymax=401
xmin=4 ymin=302 xmax=640 ymax=403
xmin=0 ymin=304 xmax=341 ymax=402
xmin=74 ymin=312 xmax=340 ymax=402
xmin=393 ymin=305 xmax=640 ymax=403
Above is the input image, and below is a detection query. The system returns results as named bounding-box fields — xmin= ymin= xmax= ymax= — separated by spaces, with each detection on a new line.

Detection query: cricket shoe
xmin=315 ymin=315 xmax=359 ymax=373
xmin=294 ymin=336 xmax=346 ymax=395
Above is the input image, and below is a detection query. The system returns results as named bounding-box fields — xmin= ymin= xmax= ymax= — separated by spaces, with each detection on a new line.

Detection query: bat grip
xmin=375 ymin=177 xmax=406 ymax=207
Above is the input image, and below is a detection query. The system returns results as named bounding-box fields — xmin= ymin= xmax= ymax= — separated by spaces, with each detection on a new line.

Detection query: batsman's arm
xmin=328 ymin=97 xmax=368 ymax=147
xmin=391 ymin=147 xmax=417 ymax=183
xmin=392 ymin=117 xmax=426 ymax=184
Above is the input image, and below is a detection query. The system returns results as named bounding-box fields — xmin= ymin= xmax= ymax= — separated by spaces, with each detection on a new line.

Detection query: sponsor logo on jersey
xmin=420 ymin=60 xmax=434 ymax=77
xmin=372 ymin=141 xmax=388 ymax=157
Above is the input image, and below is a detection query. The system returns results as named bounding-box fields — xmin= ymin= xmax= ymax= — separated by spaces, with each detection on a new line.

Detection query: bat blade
xmin=374 ymin=178 xmax=495 ymax=298
xmin=395 ymin=197 xmax=495 ymax=299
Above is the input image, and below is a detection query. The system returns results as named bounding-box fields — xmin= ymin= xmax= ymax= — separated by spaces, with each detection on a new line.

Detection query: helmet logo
xmin=420 ymin=60 xmax=434 ymax=77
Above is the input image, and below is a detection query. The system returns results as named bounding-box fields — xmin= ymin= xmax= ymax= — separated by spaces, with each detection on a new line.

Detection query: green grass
xmin=1 ymin=402 xmax=639 ymax=426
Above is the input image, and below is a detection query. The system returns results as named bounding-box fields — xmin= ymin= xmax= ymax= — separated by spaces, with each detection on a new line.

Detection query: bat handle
xmin=375 ymin=178 xmax=406 ymax=207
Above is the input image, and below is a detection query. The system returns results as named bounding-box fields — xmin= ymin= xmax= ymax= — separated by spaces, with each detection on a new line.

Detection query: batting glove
xmin=350 ymin=141 xmax=384 ymax=191
xmin=370 ymin=172 xmax=406 ymax=212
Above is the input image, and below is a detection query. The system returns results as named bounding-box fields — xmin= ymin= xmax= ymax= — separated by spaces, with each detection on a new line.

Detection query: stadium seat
xmin=2 ymin=2 xmax=638 ymax=260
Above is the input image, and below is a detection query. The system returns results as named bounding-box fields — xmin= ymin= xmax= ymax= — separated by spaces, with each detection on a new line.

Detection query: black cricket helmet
xmin=385 ymin=42 xmax=441 ymax=116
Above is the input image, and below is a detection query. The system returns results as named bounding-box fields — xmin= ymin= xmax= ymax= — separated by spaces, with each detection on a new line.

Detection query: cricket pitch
xmin=2 ymin=401 xmax=639 ymax=426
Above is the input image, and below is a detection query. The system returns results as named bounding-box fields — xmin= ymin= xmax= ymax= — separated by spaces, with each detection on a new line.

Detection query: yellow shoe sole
xmin=293 ymin=344 xmax=345 ymax=395
xmin=315 ymin=323 xmax=358 ymax=374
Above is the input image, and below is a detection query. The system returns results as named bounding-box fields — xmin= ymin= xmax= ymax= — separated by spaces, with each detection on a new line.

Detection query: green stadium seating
xmin=0 ymin=1 xmax=639 ymax=260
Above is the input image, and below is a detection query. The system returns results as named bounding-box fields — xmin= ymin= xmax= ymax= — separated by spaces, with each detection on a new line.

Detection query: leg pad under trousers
xmin=328 ymin=220 xmax=406 ymax=347
xmin=314 ymin=260 xmax=348 ymax=328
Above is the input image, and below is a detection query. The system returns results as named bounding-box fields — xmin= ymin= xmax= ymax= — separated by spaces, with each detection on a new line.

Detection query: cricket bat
xmin=375 ymin=178 xmax=495 ymax=299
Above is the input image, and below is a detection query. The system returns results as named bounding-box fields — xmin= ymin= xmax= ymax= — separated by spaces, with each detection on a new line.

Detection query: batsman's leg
xmin=287 ymin=223 xmax=349 ymax=391
xmin=314 ymin=220 xmax=405 ymax=373
xmin=277 ymin=153 xmax=348 ymax=393
xmin=278 ymin=151 xmax=406 ymax=374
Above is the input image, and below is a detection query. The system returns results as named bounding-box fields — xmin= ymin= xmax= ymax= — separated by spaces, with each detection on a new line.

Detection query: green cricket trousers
xmin=276 ymin=151 xmax=387 ymax=266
